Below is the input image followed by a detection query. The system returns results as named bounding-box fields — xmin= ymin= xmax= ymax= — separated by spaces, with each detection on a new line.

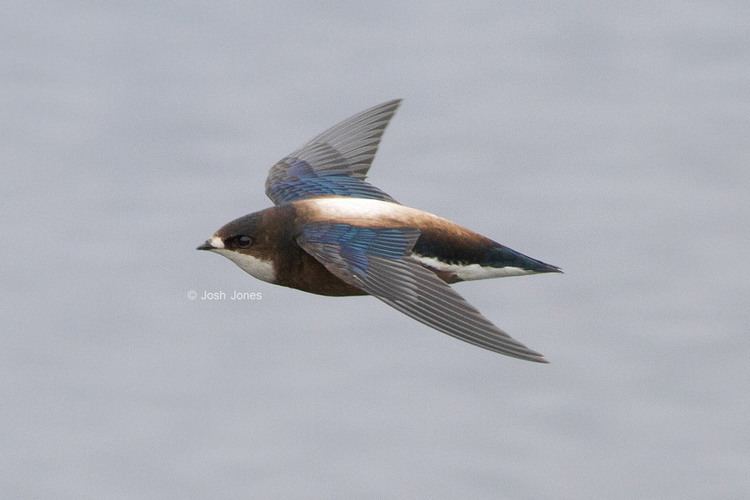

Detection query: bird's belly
xmin=278 ymin=244 xmax=368 ymax=297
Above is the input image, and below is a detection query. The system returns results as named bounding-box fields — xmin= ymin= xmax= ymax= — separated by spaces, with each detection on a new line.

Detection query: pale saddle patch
xmin=300 ymin=197 xmax=419 ymax=222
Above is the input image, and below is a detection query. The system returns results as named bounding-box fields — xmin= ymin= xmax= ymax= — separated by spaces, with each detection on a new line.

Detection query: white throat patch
xmin=212 ymin=249 xmax=276 ymax=283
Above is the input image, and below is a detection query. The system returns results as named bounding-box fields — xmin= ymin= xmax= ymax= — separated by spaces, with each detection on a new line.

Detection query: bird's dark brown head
xmin=199 ymin=212 xmax=263 ymax=251
xmin=196 ymin=209 xmax=279 ymax=283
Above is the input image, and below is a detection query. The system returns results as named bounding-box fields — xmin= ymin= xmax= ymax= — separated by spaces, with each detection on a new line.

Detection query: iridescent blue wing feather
xmin=265 ymin=100 xmax=401 ymax=205
xmin=298 ymin=223 xmax=547 ymax=363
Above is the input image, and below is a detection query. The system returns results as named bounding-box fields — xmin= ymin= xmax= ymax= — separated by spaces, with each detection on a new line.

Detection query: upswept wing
xmin=265 ymin=100 xmax=401 ymax=205
xmin=297 ymin=223 xmax=547 ymax=363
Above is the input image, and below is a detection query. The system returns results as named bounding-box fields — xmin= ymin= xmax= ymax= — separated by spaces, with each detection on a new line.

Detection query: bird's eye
xmin=235 ymin=235 xmax=253 ymax=248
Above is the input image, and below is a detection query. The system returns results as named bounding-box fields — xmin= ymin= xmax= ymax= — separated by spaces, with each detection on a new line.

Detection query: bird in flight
xmin=198 ymin=99 xmax=561 ymax=362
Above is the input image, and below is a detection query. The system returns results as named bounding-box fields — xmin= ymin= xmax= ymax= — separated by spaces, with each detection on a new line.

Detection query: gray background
xmin=3 ymin=1 xmax=749 ymax=499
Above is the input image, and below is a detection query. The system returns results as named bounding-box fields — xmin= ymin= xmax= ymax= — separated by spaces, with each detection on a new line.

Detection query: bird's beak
xmin=197 ymin=236 xmax=225 ymax=251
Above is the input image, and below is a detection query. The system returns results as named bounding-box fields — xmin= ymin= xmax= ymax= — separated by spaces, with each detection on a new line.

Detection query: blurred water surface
xmin=2 ymin=2 xmax=749 ymax=499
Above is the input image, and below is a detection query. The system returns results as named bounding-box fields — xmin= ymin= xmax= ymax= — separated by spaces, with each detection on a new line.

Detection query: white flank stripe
xmin=411 ymin=253 xmax=534 ymax=281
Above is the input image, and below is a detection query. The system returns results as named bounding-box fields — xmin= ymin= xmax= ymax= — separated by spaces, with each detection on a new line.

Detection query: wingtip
xmin=380 ymin=98 xmax=403 ymax=111
xmin=519 ymin=350 xmax=549 ymax=364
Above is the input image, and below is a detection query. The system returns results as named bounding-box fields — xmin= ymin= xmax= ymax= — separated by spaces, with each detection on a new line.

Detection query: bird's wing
xmin=265 ymin=100 xmax=401 ymax=205
xmin=297 ymin=223 xmax=547 ymax=363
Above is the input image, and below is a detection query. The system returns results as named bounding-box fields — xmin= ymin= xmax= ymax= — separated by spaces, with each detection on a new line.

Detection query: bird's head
xmin=197 ymin=210 xmax=277 ymax=283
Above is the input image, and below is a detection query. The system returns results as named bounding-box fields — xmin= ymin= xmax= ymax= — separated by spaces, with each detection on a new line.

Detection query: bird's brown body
xmin=198 ymin=99 xmax=560 ymax=362
xmin=213 ymin=196 xmax=554 ymax=296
